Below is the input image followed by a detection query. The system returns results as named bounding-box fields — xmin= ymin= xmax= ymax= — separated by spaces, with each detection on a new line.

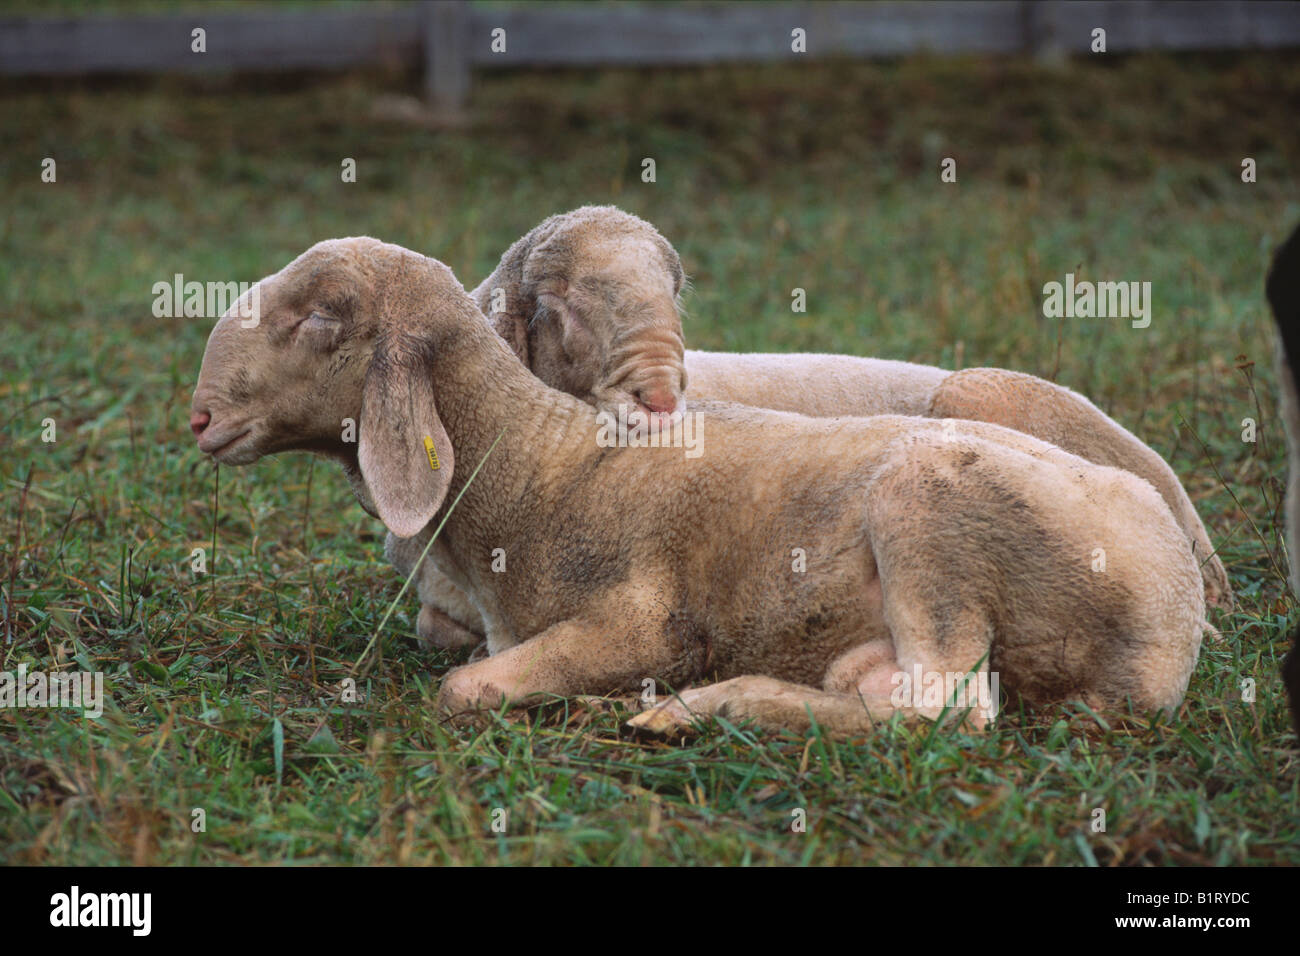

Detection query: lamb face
xmin=190 ymin=236 xmax=458 ymax=539
xmin=474 ymin=205 xmax=687 ymax=427
xmin=190 ymin=239 xmax=377 ymax=466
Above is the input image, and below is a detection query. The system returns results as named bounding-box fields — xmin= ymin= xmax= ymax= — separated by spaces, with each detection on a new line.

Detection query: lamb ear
xmin=656 ymin=234 xmax=685 ymax=298
xmin=358 ymin=334 xmax=455 ymax=538
xmin=477 ymin=223 xmax=558 ymax=369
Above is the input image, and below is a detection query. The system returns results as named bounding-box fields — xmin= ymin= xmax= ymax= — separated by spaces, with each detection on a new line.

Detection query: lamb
xmin=190 ymin=237 xmax=1209 ymax=735
xmin=390 ymin=206 xmax=1230 ymax=652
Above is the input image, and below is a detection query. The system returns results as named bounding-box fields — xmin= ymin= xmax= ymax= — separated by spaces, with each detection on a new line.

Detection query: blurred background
xmin=3 ymin=1 xmax=1300 ymax=865
xmin=6 ymin=1 xmax=1299 ymax=572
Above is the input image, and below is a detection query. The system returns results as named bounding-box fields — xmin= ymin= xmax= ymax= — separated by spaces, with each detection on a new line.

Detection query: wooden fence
xmin=2 ymin=1 xmax=1297 ymax=111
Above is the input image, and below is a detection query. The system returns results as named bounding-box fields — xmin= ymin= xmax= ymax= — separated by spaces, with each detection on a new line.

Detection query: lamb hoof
xmin=1206 ymin=578 xmax=1233 ymax=614
xmin=625 ymin=695 xmax=701 ymax=736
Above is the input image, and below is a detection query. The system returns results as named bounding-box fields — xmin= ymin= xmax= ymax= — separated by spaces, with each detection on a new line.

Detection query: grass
xmin=1 ymin=51 xmax=1299 ymax=865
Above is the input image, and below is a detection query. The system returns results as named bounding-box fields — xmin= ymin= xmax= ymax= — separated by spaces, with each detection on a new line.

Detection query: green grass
xmin=2 ymin=52 xmax=1299 ymax=865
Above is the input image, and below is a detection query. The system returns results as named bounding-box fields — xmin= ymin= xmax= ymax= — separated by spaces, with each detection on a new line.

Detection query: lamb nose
xmin=635 ymin=389 xmax=678 ymax=415
xmin=190 ymin=411 xmax=210 ymax=437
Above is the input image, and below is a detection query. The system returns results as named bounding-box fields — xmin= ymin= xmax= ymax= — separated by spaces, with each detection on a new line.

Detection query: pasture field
xmin=1 ymin=53 xmax=1298 ymax=865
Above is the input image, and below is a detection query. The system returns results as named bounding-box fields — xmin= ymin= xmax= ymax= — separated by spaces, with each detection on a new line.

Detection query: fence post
xmin=1023 ymin=0 xmax=1067 ymax=64
xmin=425 ymin=0 xmax=470 ymax=114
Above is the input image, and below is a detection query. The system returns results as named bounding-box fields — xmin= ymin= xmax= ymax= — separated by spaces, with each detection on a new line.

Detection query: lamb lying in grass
xmin=190 ymin=237 xmax=1209 ymax=735
xmin=390 ymin=206 xmax=1230 ymax=653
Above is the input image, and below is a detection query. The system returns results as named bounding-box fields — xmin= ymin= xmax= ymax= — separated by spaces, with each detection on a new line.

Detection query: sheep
xmin=391 ymin=206 xmax=1230 ymax=652
xmin=1266 ymin=221 xmax=1300 ymax=739
xmin=190 ymin=237 xmax=1209 ymax=735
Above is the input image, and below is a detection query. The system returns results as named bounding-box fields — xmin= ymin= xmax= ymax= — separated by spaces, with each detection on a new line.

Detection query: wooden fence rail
xmin=2 ymin=1 xmax=1297 ymax=111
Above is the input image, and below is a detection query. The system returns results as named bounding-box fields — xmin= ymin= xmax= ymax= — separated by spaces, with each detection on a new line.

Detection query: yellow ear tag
xmin=423 ymin=435 xmax=441 ymax=471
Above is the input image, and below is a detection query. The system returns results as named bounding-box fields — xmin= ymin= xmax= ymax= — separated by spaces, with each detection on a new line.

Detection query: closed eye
xmin=299 ymin=311 xmax=339 ymax=331
xmin=294 ymin=311 xmax=342 ymax=350
xmin=535 ymin=292 xmax=566 ymax=313
xmin=530 ymin=294 xmax=563 ymax=329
